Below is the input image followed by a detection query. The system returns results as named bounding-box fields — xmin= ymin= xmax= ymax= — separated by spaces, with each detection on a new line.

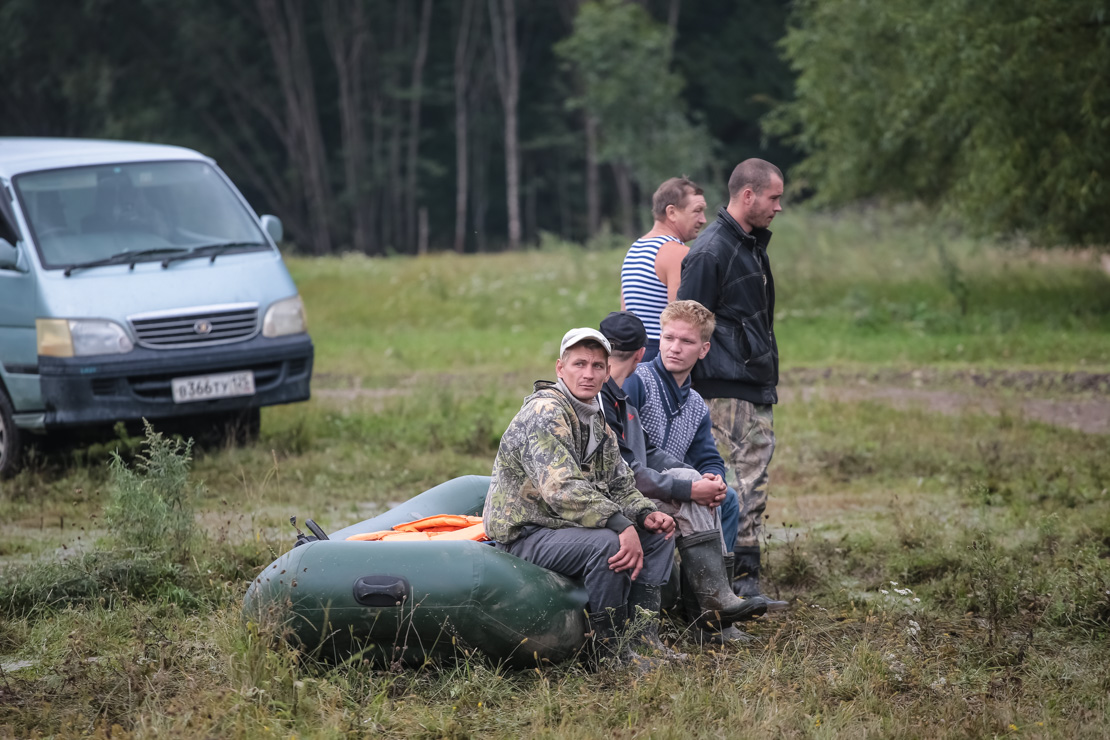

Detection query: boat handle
xmin=353 ymin=575 xmax=410 ymax=607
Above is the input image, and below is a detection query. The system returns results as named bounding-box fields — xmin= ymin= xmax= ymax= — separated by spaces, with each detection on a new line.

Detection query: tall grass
xmin=1 ymin=208 xmax=1109 ymax=737
xmin=294 ymin=206 xmax=1110 ymax=382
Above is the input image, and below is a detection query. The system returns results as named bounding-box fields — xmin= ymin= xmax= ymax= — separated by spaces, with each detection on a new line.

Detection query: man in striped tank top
xmin=620 ymin=177 xmax=708 ymax=361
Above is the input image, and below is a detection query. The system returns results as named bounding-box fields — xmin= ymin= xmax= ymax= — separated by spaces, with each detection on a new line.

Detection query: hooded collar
xmin=648 ymin=353 xmax=690 ymax=416
xmin=554 ymin=378 xmax=603 ymax=461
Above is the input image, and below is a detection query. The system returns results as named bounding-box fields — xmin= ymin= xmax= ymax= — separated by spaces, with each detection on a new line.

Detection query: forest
xmin=1 ymin=0 xmax=1107 ymax=253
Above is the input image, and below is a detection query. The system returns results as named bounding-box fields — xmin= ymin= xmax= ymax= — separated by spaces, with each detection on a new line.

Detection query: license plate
xmin=171 ymin=370 xmax=255 ymax=403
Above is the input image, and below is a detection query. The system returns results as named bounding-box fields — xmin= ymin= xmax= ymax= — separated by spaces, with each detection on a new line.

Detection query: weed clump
xmin=0 ymin=423 xmax=208 ymax=619
xmin=103 ymin=420 xmax=200 ymax=560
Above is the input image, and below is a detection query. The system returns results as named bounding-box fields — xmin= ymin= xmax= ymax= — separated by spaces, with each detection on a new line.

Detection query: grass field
xmin=1 ymin=207 xmax=1108 ymax=738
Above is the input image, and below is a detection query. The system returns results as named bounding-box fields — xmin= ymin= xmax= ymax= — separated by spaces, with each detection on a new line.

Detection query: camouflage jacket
xmin=483 ymin=380 xmax=657 ymax=545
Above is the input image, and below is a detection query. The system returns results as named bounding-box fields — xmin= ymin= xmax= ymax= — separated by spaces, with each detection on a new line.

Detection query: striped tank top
xmin=621 ymin=235 xmax=682 ymax=340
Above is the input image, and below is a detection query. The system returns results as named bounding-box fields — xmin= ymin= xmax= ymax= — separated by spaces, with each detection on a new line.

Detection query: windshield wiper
xmin=160 ymin=241 xmax=268 ymax=267
xmin=63 ymin=248 xmax=190 ymax=277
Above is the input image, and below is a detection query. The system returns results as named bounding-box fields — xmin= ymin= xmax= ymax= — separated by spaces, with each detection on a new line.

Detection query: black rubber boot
xmin=732 ymin=546 xmax=789 ymax=612
xmin=627 ymin=582 xmax=687 ymax=662
xmin=678 ymin=531 xmax=769 ymax=624
xmin=586 ymin=606 xmax=662 ymax=673
xmin=710 ymin=553 xmax=757 ymax=644
xmin=678 ymin=550 xmax=756 ymax=645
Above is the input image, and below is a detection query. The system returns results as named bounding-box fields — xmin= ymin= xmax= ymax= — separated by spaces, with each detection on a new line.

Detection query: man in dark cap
xmin=599 ymin=311 xmax=768 ymax=644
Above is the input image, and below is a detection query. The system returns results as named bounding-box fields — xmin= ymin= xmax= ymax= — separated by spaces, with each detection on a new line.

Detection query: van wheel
xmin=222 ymin=408 xmax=261 ymax=446
xmin=0 ymin=390 xmax=23 ymax=479
xmin=183 ymin=408 xmax=261 ymax=449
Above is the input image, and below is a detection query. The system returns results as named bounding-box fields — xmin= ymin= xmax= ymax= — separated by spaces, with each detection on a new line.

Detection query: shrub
xmin=103 ymin=420 xmax=201 ymax=559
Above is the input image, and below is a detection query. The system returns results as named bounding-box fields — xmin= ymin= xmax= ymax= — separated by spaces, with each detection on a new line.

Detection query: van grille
xmin=129 ymin=304 xmax=259 ymax=349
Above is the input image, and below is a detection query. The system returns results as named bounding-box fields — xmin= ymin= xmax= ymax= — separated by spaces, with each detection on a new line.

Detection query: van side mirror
xmin=260 ymin=214 xmax=283 ymax=244
xmin=0 ymin=239 xmax=19 ymax=270
xmin=0 ymin=188 xmax=21 ymax=246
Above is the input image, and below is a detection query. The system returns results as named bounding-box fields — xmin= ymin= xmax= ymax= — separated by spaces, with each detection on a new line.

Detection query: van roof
xmin=0 ymin=138 xmax=210 ymax=179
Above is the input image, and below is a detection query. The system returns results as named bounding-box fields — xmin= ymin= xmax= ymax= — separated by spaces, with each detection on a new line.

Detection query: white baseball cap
xmin=559 ymin=327 xmax=612 ymax=356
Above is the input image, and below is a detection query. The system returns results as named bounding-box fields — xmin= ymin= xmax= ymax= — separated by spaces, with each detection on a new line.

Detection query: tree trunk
xmin=384 ymin=8 xmax=408 ymax=252
xmin=322 ymin=0 xmax=370 ymax=253
xmin=370 ymin=87 xmax=386 ymax=255
xmin=585 ymin=112 xmax=601 ymax=240
xmin=453 ymin=0 xmax=480 ymax=254
xmin=417 ymin=206 xmax=429 ymax=256
xmin=613 ymin=161 xmax=636 ymax=238
xmin=472 ymin=106 xmax=490 ymax=253
xmin=488 ymin=0 xmax=522 ymax=251
xmin=667 ymin=0 xmax=682 ymax=49
xmin=256 ymin=0 xmax=334 ymax=255
xmin=524 ymin=157 xmax=537 ymax=245
xmin=405 ymin=0 xmax=433 ymax=254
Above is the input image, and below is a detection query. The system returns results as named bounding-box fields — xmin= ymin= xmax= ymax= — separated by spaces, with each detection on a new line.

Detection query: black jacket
xmin=676 ymin=207 xmax=777 ymax=404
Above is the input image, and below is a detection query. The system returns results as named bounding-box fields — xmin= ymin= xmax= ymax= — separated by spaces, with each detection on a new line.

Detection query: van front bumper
xmin=38 ymin=333 xmax=313 ymax=428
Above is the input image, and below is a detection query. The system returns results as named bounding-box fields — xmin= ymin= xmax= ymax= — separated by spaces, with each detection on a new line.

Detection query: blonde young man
xmin=620 ymin=177 xmax=708 ymax=361
xmin=600 ymin=310 xmax=769 ymax=643
xmin=626 ymin=303 xmax=790 ymax=639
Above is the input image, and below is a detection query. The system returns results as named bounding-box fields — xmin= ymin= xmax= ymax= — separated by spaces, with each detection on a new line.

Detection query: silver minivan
xmin=0 ymin=138 xmax=314 ymax=476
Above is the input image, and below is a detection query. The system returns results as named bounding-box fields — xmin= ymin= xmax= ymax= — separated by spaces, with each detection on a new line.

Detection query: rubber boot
xmin=679 ymin=553 xmax=757 ymax=645
xmin=732 ymin=546 xmax=789 ymax=612
xmin=718 ymin=553 xmax=758 ymax=644
xmin=586 ymin=606 xmax=662 ymax=673
xmin=627 ymin=582 xmax=687 ymax=662
xmin=678 ymin=531 xmax=769 ymax=624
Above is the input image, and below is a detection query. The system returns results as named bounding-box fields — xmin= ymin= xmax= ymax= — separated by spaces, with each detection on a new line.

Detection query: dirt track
xmin=778 ymin=384 xmax=1109 ymax=435
xmin=778 ymin=367 xmax=1110 ymax=435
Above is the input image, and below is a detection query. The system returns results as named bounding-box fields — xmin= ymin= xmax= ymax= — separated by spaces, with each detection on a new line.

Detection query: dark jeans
xmin=642 ymin=338 xmax=660 ymax=362
xmin=720 ymin=486 xmax=740 ymax=554
xmin=504 ymin=525 xmax=675 ymax=612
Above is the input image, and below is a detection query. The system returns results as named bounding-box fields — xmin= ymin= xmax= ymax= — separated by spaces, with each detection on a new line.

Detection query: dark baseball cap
xmin=599 ymin=311 xmax=647 ymax=352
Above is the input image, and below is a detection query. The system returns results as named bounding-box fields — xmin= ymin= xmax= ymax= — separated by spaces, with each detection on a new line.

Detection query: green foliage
xmin=1 ymin=218 xmax=1109 ymax=736
xmin=673 ymin=0 xmax=797 ymax=171
xmin=103 ymin=421 xmax=199 ymax=559
xmin=555 ymin=0 xmax=713 ymax=189
xmin=768 ymin=0 xmax=1110 ymax=244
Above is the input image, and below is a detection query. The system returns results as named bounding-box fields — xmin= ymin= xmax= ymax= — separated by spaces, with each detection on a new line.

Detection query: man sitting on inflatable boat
xmin=483 ymin=328 xmax=680 ymax=669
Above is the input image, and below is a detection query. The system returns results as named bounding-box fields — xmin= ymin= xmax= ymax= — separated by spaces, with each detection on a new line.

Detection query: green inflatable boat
xmin=243 ymin=475 xmax=590 ymax=667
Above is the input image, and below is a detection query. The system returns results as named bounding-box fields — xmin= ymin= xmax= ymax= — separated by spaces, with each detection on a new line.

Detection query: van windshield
xmin=14 ymin=160 xmax=272 ymax=270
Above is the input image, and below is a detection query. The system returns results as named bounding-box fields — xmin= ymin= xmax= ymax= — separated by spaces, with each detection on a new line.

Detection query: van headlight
xmin=37 ymin=319 xmax=134 ymax=357
xmin=262 ymin=294 xmax=308 ymax=337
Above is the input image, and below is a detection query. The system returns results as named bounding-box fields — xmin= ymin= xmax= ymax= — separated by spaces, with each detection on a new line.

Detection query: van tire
xmin=180 ymin=408 xmax=261 ymax=449
xmin=0 ymin=390 xmax=23 ymax=479
xmin=221 ymin=408 xmax=261 ymax=446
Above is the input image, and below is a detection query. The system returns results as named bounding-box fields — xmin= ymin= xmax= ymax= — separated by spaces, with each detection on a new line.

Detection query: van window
xmin=13 ymin=161 xmax=271 ymax=269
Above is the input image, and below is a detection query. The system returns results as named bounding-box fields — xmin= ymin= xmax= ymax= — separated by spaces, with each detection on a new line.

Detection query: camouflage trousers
xmin=707 ymin=398 xmax=775 ymax=550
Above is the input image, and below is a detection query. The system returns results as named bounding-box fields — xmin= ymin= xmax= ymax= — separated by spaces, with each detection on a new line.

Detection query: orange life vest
xmin=346 ymin=514 xmax=488 ymax=542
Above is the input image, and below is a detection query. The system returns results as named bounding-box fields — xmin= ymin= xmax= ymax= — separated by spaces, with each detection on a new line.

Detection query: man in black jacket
xmin=676 ymin=158 xmax=784 ymax=603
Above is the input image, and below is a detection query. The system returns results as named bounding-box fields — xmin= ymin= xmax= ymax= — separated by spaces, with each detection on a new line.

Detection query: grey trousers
xmin=504 ymin=525 xmax=675 ymax=612
xmin=654 ymin=467 xmax=726 ymax=554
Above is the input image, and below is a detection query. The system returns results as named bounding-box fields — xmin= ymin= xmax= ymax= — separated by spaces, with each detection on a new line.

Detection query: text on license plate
xmin=171 ymin=371 xmax=256 ymax=403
